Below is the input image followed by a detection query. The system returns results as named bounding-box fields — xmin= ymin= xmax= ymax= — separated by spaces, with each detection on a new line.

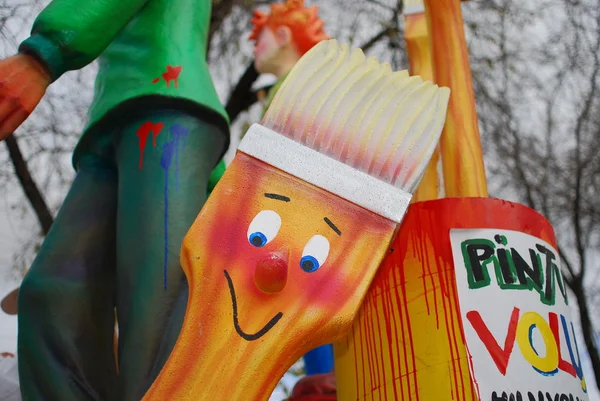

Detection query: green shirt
xmin=19 ymin=0 xmax=229 ymax=165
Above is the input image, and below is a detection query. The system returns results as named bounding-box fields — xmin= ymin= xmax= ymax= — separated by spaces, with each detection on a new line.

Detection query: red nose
xmin=254 ymin=250 xmax=288 ymax=294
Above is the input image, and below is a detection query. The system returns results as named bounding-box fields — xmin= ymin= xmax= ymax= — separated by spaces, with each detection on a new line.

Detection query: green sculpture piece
xmin=0 ymin=0 xmax=229 ymax=400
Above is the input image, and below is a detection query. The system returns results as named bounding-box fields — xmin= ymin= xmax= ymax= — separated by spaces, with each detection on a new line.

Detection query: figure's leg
xmin=113 ymin=109 xmax=227 ymax=400
xmin=17 ymin=154 xmax=118 ymax=401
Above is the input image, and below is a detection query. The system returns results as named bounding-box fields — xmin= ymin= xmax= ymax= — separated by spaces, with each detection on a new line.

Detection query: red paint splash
xmin=137 ymin=121 xmax=165 ymax=169
xmin=152 ymin=65 xmax=183 ymax=88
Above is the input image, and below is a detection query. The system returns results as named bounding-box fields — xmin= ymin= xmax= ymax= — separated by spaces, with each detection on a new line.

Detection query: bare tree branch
xmin=5 ymin=134 xmax=54 ymax=236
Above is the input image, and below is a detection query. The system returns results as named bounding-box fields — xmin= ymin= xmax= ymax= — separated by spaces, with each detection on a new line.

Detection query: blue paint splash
xmin=170 ymin=124 xmax=189 ymax=190
xmin=160 ymin=140 xmax=176 ymax=290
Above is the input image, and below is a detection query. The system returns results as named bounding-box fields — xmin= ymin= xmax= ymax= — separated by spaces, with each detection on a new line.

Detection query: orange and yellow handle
xmin=424 ymin=0 xmax=488 ymax=197
xmin=405 ymin=10 xmax=440 ymax=203
xmin=143 ymin=153 xmax=397 ymax=400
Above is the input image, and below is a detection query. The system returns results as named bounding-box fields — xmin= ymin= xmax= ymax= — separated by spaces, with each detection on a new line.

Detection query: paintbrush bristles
xmin=262 ymin=39 xmax=450 ymax=194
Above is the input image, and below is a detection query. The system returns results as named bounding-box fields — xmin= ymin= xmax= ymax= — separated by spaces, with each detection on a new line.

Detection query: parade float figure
xmin=248 ymin=0 xmax=335 ymax=379
xmin=142 ymin=39 xmax=450 ymax=401
xmin=0 ymin=1 xmax=229 ymax=400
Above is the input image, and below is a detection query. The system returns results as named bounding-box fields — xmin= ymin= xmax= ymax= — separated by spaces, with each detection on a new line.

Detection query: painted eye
xmin=300 ymin=235 xmax=330 ymax=273
xmin=247 ymin=210 xmax=282 ymax=247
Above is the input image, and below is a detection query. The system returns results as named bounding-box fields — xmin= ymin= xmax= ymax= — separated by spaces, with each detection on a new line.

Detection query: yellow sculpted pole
xmin=404 ymin=1 xmax=440 ymax=203
xmin=425 ymin=0 xmax=487 ymax=197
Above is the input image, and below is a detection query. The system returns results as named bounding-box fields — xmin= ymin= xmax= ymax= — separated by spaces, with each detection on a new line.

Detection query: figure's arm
xmin=0 ymin=0 xmax=149 ymax=139
xmin=19 ymin=0 xmax=150 ymax=82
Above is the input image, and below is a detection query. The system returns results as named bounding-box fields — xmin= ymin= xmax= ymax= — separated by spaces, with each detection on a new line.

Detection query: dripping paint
xmin=137 ymin=121 xmax=165 ymax=169
xmin=158 ymin=124 xmax=189 ymax=290
xmin=335 ymin=198 xmax=559 ymax=401
xmin=170 ymin=124 xmax=190 ymax=190
xmin=152 ymin=65 xmax=183 ymax=88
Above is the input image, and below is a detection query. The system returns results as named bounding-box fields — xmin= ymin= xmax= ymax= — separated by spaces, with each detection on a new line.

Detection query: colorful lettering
xmin=467 ymin=308 xmax=586 ymax=390
xmin=467 ymin=308 xmax=520 ymax=375
xmin=515 ymin=312 xmax=558 ymax=376
xmin=461 ymin=235 xmax=568 ymax=306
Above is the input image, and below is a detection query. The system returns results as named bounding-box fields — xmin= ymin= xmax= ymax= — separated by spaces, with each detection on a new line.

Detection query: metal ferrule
xmin=238 ymin=124 xmax=412 ymax=224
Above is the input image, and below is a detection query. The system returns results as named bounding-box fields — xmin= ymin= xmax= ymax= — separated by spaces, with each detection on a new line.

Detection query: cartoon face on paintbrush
xmin=141 ymin=154 xmax=397 ymax=401
xmin=183 ymin=153 xmax=396 ymax=345
xmin=143 ymin=39 xmax=450 ymax=401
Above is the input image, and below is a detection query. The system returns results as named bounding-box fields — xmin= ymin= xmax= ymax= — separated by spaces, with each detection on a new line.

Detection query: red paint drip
xmin=399 ymin=263 xmax=420 ymax=401
xmin=352 ymin=323 xmax=360 ymax=400
xmin=367 ymin=299 xmax=382 ymax=397
xmin=466 ymin=338 xmax=482 ymax=399
xmin=423 ymin=232 xmax=440 ymax=329
xmin=359 ymin=310 xmax=367 ymax=399
xmin=416 ymin=231 xmax=430 ymax=315
xmin=442 ymin=253 xmax=460 ymax=400
xmin=373 ymin=294 xmax=388 ymax=401
xmin=387 ymin=272 xmax=403 ymax=399
xmin=448 ymin=267 xmax=468 ymax=401
xmin=363 ymin=304 xmax=375 ymax=394
xmin=136 ymin=121 xmax=165 ymax=169
xmin=422 ymin=214 xmax=462 ymax=400
xmin=380 ymin=277 xmax=400 ymax=401
xmin=391 ymin=268 xmax=409 ymax=399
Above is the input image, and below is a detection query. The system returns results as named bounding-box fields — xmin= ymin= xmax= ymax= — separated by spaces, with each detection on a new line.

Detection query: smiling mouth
xmin=224 ymin=270 xmax=283 ymax=341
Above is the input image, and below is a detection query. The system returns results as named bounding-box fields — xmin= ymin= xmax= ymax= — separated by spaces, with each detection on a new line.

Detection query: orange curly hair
xmin=249 ymin=0 xmax=329 ymax=55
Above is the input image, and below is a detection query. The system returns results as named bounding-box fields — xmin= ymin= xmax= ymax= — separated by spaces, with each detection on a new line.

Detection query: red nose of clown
xmin=143 ymin=39 xmax=450 ymax=401
xmin=254 ymin=250 xmax=289 ymax=293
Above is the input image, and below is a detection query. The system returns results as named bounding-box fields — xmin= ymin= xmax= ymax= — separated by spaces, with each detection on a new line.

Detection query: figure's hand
xmin=0 ymin=54 xmax=51 ymax=140
xmin=285 ymin=373 xmax=337 ymax=401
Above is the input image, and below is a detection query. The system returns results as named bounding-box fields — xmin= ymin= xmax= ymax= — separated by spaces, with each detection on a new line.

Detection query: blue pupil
xmin=300 ymin=255 xmax=320 ymax=273
xmin=249 ymin=232 xmax=267 ymax=247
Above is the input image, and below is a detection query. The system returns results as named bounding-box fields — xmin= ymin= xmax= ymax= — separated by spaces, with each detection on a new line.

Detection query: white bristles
xmin=262 ymin=39 xmax=450 ymax=194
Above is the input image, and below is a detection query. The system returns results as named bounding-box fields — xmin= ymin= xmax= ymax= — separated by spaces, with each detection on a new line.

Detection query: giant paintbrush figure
xmin=143 ymin=39 xmax=450 ymax=400
xmin=0 ymin=1 xmax=229 ymax=400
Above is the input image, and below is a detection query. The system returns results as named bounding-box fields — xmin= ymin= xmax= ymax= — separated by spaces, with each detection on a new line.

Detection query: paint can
xmin=334 ymin=197 xmax=588 ymax=401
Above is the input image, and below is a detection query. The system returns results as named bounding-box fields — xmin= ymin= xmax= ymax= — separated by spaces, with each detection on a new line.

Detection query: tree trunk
xmin=4 ymin=134 xmax=54 ymax=235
